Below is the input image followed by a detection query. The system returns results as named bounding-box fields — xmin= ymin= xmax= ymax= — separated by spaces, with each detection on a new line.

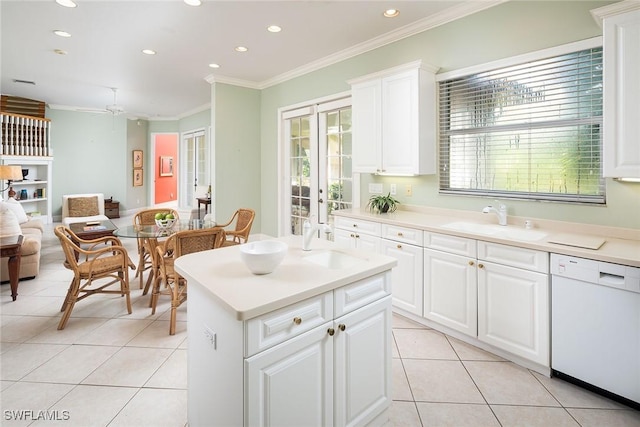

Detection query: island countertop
xmin=174 ymin=235 xmax=397 ymax=321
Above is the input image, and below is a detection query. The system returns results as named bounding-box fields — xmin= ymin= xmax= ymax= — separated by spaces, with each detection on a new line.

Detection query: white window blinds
xmin=438 ymin=46 xmax=604 ymax=203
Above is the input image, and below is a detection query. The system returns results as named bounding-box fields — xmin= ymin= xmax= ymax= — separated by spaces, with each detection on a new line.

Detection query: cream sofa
xmin=62 ymin=193 xmax=110 ymax=226
xmin=0 ymin=217 xmax=44 ymax=282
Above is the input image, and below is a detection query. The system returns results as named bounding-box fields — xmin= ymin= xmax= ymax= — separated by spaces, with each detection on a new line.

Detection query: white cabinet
xmin=350 ymin=61 xmax=438 ymax=175
xmin=1 ymin=156 xmax=53 ymax=223
xmin=334 ymin=217 xmax=381 ymax=253
xmin=380 ymin=224 xmax=424 ymax=316
xmin=593 ymin=2 xmax=640 ymax=178
xmin=424 ymin=233 xmax=478 ymax=336
xmin=245 ymin=322 xmax=333 ymax=426
xmin=423 ymin=233 xmax=550 ymax=366
xmin=477 ymin=242 xmax=549 ymax=366
xmin=245 ymin=275 xmax=392 ymax=427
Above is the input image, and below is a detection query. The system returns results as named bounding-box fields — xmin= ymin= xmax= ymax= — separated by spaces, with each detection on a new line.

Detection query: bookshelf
xmin=1 ymin=156 xmax=53 ymax=223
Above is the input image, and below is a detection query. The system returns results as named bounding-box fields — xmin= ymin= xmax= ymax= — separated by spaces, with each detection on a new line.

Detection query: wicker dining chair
xmin=218 ymin=208 xmax=255 ymax=246
xmin=54 ymin=225 xmax=134 ymax=330
xmin=153 ymin=226 xmax=226 ymax=335
xmin=132 ymin=208 xmax=179 ymax=294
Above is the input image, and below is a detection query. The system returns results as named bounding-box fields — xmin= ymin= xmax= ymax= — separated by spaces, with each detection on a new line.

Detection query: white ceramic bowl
xmin=240 ymin=240 xmax=288 ymax=275
xmin=155 ymin=218 xmax=176 ymax=229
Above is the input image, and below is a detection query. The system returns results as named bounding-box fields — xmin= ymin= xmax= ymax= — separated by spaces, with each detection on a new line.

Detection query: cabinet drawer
xmin=335 ymin=272 xmax=391 ymax=317
xmin=425 ymin=232 xmax=476 ymax=257
xmin=381 ymin=224 xmax=423 ymax=246
xmin=478 ymin=241 xmax=548 ymax=273
xmin=334 ymin=217 xmax=381 ymax=236
xmin=245 ymin=293 xmax=333 ymax=357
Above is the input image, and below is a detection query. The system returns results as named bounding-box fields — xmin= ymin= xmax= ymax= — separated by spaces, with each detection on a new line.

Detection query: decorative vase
xmin=8 ymin=187 xmax=16 ymax=198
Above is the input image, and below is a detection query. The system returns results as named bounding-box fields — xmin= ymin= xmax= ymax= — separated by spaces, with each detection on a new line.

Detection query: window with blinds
xmin=438 ymin=46 xmax=604 ymax=203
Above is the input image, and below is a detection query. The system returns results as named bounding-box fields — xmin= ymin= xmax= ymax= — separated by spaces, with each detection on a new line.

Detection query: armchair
xmin=54 ymin=226 xmax=134 ymax=330
xmin=218 ymin=208 xmax=255 ymax=246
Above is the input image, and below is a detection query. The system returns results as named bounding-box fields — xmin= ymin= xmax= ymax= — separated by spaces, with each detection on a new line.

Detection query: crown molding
xmin=591 ymin=0 xmax=640 ymax=27
xmin=258 ymin=0 xmax=507 ymax=89
xmin=203 ymin=0 xmax=507 ymax=91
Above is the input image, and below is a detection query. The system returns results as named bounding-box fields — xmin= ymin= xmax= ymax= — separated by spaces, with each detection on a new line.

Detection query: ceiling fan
xmin=105 ymin=87 xmax=125 ymax=115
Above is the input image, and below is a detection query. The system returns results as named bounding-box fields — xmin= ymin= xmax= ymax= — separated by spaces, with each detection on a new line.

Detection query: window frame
xmin=436 ymin=37 xmax=605 ymax=204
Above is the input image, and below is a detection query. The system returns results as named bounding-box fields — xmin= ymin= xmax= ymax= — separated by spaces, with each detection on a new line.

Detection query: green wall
xmin=47 ymin=109 xmax=128 ymax=217
xmin=212 ymin=83 xmax=262 ymax=230
xmin=258 ymin=0 xmax=640 ymax=235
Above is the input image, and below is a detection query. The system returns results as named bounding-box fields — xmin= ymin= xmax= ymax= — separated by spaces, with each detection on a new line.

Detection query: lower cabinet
xmin=477 ymin=248 xmax=549 ymax=366
xmin=424 ymin=248 xmax=477 ymax=336
xmin=245 ymin=280 xmax=392 ymax=427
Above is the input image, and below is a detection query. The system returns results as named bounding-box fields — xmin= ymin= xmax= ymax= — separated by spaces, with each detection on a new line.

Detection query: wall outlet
xmin=405 ymin=184 xmax=413 ymax=196
xmin=204 ymin=325 xmax=217 ymax=349
xmin=368 ymin=183 xmax=383 ymax=194
xmin=390 ymin=184 xmax=397 ymax=195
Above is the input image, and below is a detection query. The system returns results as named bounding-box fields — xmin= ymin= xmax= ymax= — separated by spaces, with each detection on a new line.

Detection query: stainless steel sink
xmin=441 ymin=221 xmax=547 ymax=242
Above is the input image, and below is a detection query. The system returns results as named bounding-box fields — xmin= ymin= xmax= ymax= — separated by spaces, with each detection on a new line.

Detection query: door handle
xmin=318 ymin=198 xmax=324 ymax=204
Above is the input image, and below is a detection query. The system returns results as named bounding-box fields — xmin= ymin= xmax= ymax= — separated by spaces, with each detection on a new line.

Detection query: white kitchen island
xmin=175 ymin=235 xmax=397 ymax=427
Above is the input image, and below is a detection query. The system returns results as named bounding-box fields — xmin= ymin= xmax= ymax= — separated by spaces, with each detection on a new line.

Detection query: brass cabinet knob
xmin=468 ymin=261 xmax=475 ymax=266
xmin=293 ymin=317 xmax=302 ymax=325
xmin=353 ymin=224 xmax=358 ymax=228
xmin=397 ymin=232 xmax=404 ymax=237
xmin=355 ymin=234 xmax=360 ymax=238
xmin=338 ymin=324 xmax=346 ymax=331
xmin=327 ymin=328 xmax=335 ymax=336
xmin=397 ymin=244 xmax=402 ymax=249
xmin=478 ymin=263 xmax=485 ymax=269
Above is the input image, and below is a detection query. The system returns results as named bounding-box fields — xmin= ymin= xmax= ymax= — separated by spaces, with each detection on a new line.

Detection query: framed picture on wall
xmin=133 ymin=168 xmax=143 ymax=187
xmin=160 ymin=156 xmax=173 ymax=177
xmin=133 ymin=150 xmax=143 ymax=168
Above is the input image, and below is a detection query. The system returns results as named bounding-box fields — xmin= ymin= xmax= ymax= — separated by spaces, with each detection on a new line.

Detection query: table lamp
xmin=0 ymin=165 xmax=23 ymax=193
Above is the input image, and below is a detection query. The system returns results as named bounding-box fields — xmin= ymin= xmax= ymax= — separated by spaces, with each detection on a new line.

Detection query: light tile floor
xmin=1 ymin=217 xmax=639 ymax=426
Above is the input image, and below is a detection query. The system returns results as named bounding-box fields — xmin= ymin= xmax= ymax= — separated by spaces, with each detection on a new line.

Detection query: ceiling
xmin=1 ymin=0 xmax=499 ymax=120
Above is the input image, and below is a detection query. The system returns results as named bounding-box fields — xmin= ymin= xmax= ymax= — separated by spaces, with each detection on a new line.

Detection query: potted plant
xmin=367 ymin=192 xmax=399 ymax=214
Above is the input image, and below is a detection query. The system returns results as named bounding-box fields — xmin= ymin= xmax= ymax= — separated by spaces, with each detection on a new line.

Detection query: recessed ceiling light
xmin=209 ymin=63 xmax=220 ymax=69
xmin=383 ymin=9 xmax=400 ymax=18
xmin=267 ymin=25 xmax=282 ymax=33
xmin=184 ymin=0 xmax=201 ymax=6
xmin=53 ymin=30 xmax=71 ymax=38
xmin=142 ymin=49 xmax=157 ymax=55
xmin=56 ymin=0 xmax=77 ymax=8
xmin=235 ymin=46 xmax=248 ymax=52
xmin=54 ymin=49 xmax=68 ymax=55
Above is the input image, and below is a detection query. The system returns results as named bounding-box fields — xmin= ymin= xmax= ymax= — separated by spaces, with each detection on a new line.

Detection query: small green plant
xmin=367 ymin=192 xmax=399 ymax=214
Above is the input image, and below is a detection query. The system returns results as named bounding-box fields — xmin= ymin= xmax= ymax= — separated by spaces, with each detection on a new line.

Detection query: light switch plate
xmin=405 ymin=184 xmax=412 ymax=196
xmin=369 ymin=183 xmax=383 ymax=194
xmin=390 ymin=184 xmax=397 ymax=195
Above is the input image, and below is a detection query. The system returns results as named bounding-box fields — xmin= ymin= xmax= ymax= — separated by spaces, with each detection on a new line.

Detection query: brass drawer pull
xmin=327 ymin=328 xmax=335 ymax=336
xmin=293 ymin=317 xmax=302 ymax=325
xmin=468 ymin=261 xmax=475 ymax=266
xmin=338 ymin=324 xmax=346 ymax=331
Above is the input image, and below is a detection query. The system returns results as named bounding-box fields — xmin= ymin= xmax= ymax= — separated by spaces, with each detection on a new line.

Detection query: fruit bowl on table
xmin=155 ymin=218 xmax=176 ymax=229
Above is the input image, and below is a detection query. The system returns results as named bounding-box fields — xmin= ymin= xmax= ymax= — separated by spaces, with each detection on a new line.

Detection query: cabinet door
xmin=357 ymin=232 xmax=381 ymax=254
xmin=603 ymin=8 xmax=640 ymax=178
xmin=424 ymin=248 xmax=477 ymax=336
xmin=477 ymin=261 xmax=549 ymax=366
xmin=245 ymin=323 xmax=334 ymax=427
xmin=381 ymin=70 xmax=419 ymax=175
xmin=334 ymin=296 xmax=391 ymax=427
xmin=381 ymin=239 xmax=423 ymax=315
xmin=352 ymin=79 xmax=381 ymax=173
xmin=334 ymin=228 xmax=357 ymax=250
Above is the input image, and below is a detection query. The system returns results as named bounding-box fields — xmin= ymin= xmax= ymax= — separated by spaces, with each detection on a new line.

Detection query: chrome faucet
xmin=303 ymin=217 xmax=333 ymax=251
xmin=482 ymin=202 xmax=508 ymax=226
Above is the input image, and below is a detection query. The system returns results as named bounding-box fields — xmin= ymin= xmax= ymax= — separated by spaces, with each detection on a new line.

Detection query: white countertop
xmin=174 ymin=235 xmax=397 ymax=321
xmin=334 ymin=208 xmax=640 ymax=267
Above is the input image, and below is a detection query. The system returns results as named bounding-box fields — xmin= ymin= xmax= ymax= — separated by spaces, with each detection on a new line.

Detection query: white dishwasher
xmin=551 ymin=253 xmax=640 ymax=409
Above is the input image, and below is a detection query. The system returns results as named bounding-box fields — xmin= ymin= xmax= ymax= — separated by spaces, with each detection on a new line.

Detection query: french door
xmin=283 ymin=97 xmax=353 ymax=236
xmin=180 ymin=129 xmax=208 ymax=209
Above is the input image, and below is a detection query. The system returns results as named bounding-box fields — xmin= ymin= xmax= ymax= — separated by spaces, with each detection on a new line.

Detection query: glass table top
xmin=114 ymin=219 xmax=218 ymax=238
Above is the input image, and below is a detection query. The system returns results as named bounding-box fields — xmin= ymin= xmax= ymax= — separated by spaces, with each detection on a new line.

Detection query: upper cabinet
xmin=592 ymin=1 xmax=640 ymax=179
xmin=349 ymin=61 xmax=439 ymax=175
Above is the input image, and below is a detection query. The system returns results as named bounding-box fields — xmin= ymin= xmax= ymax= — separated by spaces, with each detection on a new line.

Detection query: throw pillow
xmin=3 ymin=198 xmax=29 ymax=224
xmin=68 ymin=196 xmax=99 ymax=217
xmin=0 ymin=205 xmax=22 ymax=237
